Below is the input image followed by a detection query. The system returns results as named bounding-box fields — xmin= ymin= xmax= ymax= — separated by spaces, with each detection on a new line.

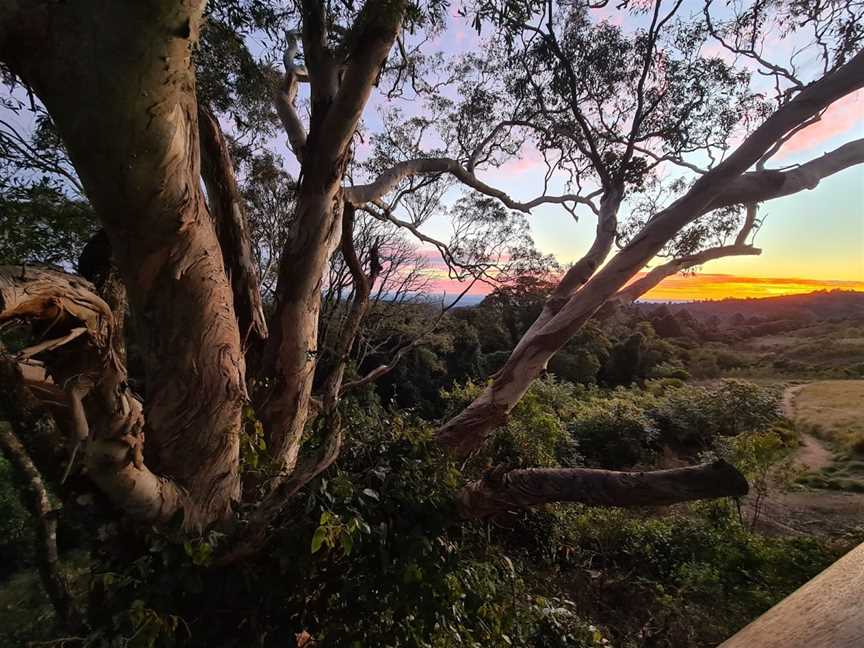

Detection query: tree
xmin=0 ymin=0 xmax=861 ymax=634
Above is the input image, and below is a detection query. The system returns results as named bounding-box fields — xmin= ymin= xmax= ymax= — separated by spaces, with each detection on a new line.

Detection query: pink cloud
xmin=498 ymin=143 xmax=544 ymax=176
xmin=424 ymin=276 xmax=492 ymax=296
xmin=778 ymin=90 xmax=863 ymax=156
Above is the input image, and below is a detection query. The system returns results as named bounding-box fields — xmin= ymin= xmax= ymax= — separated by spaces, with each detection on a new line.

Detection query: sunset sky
xmin=6 ymin=1 xmax=858 ymax=302
xmin=393 ymin=3 xmax=864 ymax=302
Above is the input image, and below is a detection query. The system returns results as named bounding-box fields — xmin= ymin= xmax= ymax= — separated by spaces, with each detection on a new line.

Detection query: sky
xmin=364 ymin=2 xmax=864 ymax=302
xmin=3 ymin=1 xmax=861 ymax=303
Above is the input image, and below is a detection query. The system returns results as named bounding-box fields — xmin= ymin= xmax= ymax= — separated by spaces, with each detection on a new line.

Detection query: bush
xmin=443 ymin=377 xmax=583 ymax=468
xmin=548 ymin=349 xmax=601 ymax=385
xmin=542 ymin=503 xmax=850 ymax=648
xmin=567 ymin=395 xmax=659 ymax=469
xmin=651 ymin=380 xmax=781 ymax=448
xmin=648 ymin=362 xmax=690 ymax=381
xmin=687 ymin=349 xmax=721 ymax=378
xmin=0 ymin=453 xmax=34 ymax=579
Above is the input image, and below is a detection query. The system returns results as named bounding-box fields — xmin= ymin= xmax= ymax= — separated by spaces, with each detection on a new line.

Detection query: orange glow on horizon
xmin=420 ymin=271 xmax=864 ymax=302
xmin=635 ymin=273 xmax=864 ymax=302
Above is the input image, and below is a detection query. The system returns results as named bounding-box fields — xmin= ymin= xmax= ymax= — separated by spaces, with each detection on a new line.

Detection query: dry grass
xmin=793 ymin=380 xmax=864 ymax=446
xmin=792 ymin=380 xmax=864 ymax=492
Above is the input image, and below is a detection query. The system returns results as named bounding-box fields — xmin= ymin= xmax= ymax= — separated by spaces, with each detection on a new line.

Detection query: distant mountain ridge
xmin=654 ymin=290 xmax=864 ymax=321
xmin=427 ymin=289 xmax=864 ymax=316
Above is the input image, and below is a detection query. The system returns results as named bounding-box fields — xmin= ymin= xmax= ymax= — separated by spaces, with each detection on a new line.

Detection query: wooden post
xmin=719 ymin=542 xmax=864 ymax=648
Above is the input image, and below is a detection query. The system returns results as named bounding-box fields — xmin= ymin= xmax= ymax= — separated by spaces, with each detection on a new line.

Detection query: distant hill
xmin=655 ymin=290 xmax=864 ymax=322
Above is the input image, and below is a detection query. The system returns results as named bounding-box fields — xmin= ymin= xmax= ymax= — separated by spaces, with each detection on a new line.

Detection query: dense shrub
xmin=548 ymin=349 xmax=602 ymax=385
xmin=0 ymin=454 xmax=34 ymax=578
xmin=530 ymin=503 xmax=852 ymax=648
xmin=567 ymin=395 xmax=659 ymax=469
xmin=443 ymin=377 xmax=582 ymax=468
xmin=651 ymin=380 xmax=781 ymax=448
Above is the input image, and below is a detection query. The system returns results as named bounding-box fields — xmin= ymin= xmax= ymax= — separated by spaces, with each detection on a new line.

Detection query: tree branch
xmin=457 ymin=460 xmax=748 ymax=518
xmin=0 ymin=266 xmax=186 ymax=524
xmin=316 ymin=0 xmax=406 ymax=173
xmin=198 ymin=105 xmax=268 ymax=344
xmin=1 ymin=1 xmax=247 ymax=529
xmin=617 ymin=138 xmax=864 ymax=304
xmin=437 ymin=48 xmax=864 ymax=457
xmin=0 ymin=424 xmax=83 ymax=631
xmin=708 ymin=138 xmax=864 ymax=211
xmin=345 ymin=156 xmax=598 ymax=214
xmin=617 ymin=244 xmax=761 ymax=303
xmin=319 ymin=204 xmax=382 ymax=410
xmin=273 ymin=70 xmax=308 ymax=163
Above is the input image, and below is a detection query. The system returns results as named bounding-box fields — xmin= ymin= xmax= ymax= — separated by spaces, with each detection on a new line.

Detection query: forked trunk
xmin=1 ymin=0 xmax=245 ymax=528
xmin=259 ymin=188 xmax=344 ymax=471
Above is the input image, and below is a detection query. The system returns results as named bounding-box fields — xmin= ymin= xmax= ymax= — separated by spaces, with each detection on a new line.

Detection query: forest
xmin=0 ymin=0 xmax=863 ymax=646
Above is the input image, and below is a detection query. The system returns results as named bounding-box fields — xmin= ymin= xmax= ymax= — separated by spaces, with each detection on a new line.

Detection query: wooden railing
xmin=719 ymin=542 xmax=864 ymax=647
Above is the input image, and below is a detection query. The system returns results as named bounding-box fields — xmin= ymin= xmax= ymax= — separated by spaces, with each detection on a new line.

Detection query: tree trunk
xmin=258 ymin=0 xmax=406 ymax=473
xmin=259 ymin=188 xmax=344 ymax=471
xmin=198 ymin=105 xmax=268 ymax=345
xmin=1 ymin=1 xmax=245 ymax=529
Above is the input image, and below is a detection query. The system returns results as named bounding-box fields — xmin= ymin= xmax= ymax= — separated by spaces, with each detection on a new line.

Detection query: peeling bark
xmin=260 ymin=0 xmax=407 ymax=472
xmin=0 ymin=266 xmax=187 ymax=524
xmin=198 ymin=105 xmax=268 ymax=344
xmin=0 ymin=1 xmax=245 ymax=528
xmin=457 ymin=460 xmax=748 ymax=518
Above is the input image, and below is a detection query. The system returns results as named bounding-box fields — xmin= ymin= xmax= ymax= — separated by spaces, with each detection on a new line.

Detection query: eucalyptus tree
xmin=0 ymin=0 xmax=861 ymax=604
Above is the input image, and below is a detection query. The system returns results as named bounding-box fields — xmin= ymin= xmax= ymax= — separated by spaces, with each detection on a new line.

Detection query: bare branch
xmin=345 ymin=156 xmax=598 ymax=214
xmin=339 ymin=280 xmax=476 ymax=395
xmin=0 ymin=423 xmax=83 ymax=631
xmin=319 ymin=204 xmax=383 ymax=410
xmin=273 ymin=71 xmax=308 ymax=163
xmin=617 ymin=244 xmax=761 ymax=303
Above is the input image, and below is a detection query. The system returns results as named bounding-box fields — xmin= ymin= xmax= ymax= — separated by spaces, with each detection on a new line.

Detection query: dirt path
xmin=782 ymin=383 xmax=833 ymax=474
xmin=748 ymin=383 xmax=864 ymax=537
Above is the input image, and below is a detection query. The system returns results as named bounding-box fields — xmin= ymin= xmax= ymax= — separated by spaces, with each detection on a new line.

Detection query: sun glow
xmin=636 ymin=274 xmax=864 ymax=302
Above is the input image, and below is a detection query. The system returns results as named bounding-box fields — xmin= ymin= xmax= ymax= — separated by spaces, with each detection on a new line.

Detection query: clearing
xmin=754 ymin=381 xmax=864 ymax=536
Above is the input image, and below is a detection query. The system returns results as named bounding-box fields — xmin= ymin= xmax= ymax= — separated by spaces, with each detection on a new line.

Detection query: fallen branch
xmin=457 ymin=460 xmax=748 ymax=518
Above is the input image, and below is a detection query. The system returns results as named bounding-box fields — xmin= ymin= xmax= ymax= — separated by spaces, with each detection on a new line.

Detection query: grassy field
xmin=792 ymin=380 xmax=864 ymax=492
xmin=793 ymin=380 xmax=864 ymax=450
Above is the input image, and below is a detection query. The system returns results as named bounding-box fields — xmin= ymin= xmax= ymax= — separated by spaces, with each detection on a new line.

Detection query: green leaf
xmin=340 ymin=533 xmax=354 ymax=556
xmin=311 ymin=527 xmax=327 ymax=554
xmin=362 ymin=488 xmax=380 ymax=501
